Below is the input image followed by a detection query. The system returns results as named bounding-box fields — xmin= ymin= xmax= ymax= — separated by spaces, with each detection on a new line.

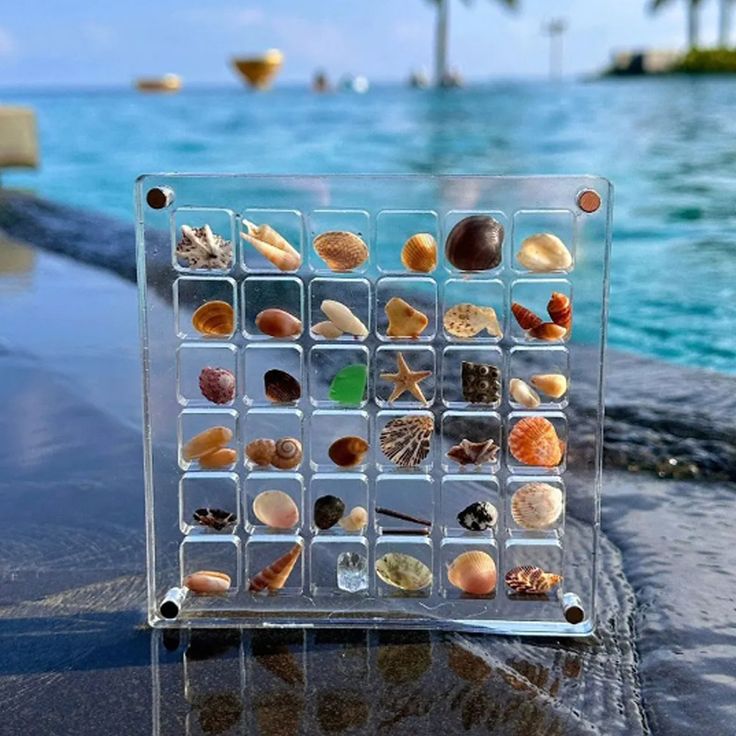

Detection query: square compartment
xmin=243 ymin=472 xmax=304 ymax=534
xmin=241 ymin=208 xmax=304 ymax=273
xmin=375 ymin=410 xmax=435 ymax=473
xmin=177 ymin=343 xmax=238 ymax=407
xmin=375 ymin=277 xmax=437 ymax=341
xmin=441 ymin=346 xmax=503 ymax=408
xmin=309 ymin=277 xmax=371 ymax=342
xmin=442 ymin=210 xmax=508 ymax=275
xmin=308 ymin=345 xmax=369 ymax=408
xmin=180 ymin=536 xmax=241 ymax=591
xmin=512 ymin=210 xmax=575 ymax=274
xmin=504 ymin=537 xmax=563 ymax=600
xmin=440 ymin=538 xmax=498 ymax=599
xmin=440 ymin=411 xmax=501 ymax=473
xmin=506 ymin=475 xmax=565 ymax=535
xmin=243 ymin=344 xmax=304 ymax=408
xmin=374 ymin=474 xmax=434 ymax=535
xmin=510 ymin=279 xmax=572 ymax=344
xmin=506 ymin=411 xmax=567 ymax=474
xmin=375 ymin=537 xmax=433 ymax=598
xmin=507 ymin=346 xmax=570 ymax=409
xmin=171 ymin=207 xmax=237 ymax=273
xmin=310 ymin=537 xmax=370 ymax=597
xmin=309 ymin=410 xmax=370 ymax=472
xmin=308 ymin=209 xmax=371 ymax=274
xmin=242 ymin=276 xmax=304 ymax=340
xmin=245 ymin=535 xmax=304 ymax=596
xmin=179 ymin=472 xmax=240 ymax=535
xmin=178 ymin=409 xmax=239 ymax=471
xmin=441 ymin=278 xmax=505 ymax=342
xmin=174 ymin=277 xmax=237 ymax=340
xmin=440 ymin=474 xmax=500 ymax=535
xmin=374 ymin=346 xmax=436 ymax=408
xmin=309 ymin=473 xmax=369 ymax=535
xmin=243 ymin=409 xmax=303 ymax=472
xmin=375 ymin=210 xmax=439 ymax=274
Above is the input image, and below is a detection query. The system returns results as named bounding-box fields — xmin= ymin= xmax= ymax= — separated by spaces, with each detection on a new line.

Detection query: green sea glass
xmin=329 ymin=364 xmax=368 ymax=405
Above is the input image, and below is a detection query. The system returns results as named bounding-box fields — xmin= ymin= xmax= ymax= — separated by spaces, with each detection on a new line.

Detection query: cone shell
xmin=530 ymin=373 xmax=568 ymax=399
xmin=511 ymin=302 xmax=543 ymax=330
xmin=255 ymin=308 xmax=302 ymax=338
xmin=184 ymin=570 xmax=231 ymax=594
xmin=547 ymin=292 xmax=572 ymax=333
xmin=511 ymin=482 xmax=563 ymax=529
xmin=312 ymin=320 xmax=344 ymax=339
xmin=339 ymin=506 xmax=368 ymax=532
xmin=191 ymin=300 xmax=234 ymax=337
xmin=379 ymin=414 xmax=433 ymax=467
xmin=508 ymin=417 xmax=563 ymax=467
xmin=314 ymin=231 xmax=368 ymax=272
xmin=183 ymin=426 xmax=232 ymax=460
xmin=505 ymin=565 xmax=562 ymax=595
xmin=401 ymin=233 xmax=437 ymax=273
xmin=447 ymin=551 xmax=497 ymax=595
xmin=241 ymin=222 xmax=301 ymax=271
xmin=320 ymin=300 xmax=368 ymax=337
xmin=253 ymin=490 xmax=300 ymax=529
xmin=198 ymin=447 xmax=237 ymax=469
xmin=509 ymin=378 xmax=541 ymax=408
xmin=385 ymin=297 xmax=429 ymax=338
xmin=376 ymin=553 xmax=432 ymax=591
xmin=328 ymin=436 xmax=369 ymax=468
xmin=444 ymin=303 xmax=502 ymax=338
xmin=517 ymin=233 xmax=572 ymax=272
xmin=245 ymin=438 xmax=276 ymax=466
xmin=528 ymin=322 xmax=568 ymax=341
xmin=271 ymin=437 xmax=303 ymax=469
xmin=249 ymin=543 xmax=302 ymax=592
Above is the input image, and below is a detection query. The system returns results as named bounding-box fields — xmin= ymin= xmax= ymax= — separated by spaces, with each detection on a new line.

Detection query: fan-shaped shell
xmin=198 ymin=447 xmax=237 ymax=469
xmin=508 ymin=417 xmax=563 ymax=467
xmin=271 ymin=437 xmax=303 ymax=469
xmin=401 ymin=233 xmax=437 ymax=273
xmin=255 ymin=308 xmax=302 ymax=338
xmin=184 ymin=570 xmax=231 ymax=594
xmin=183 ymin=426 xmax=232 ymax=460
xmin=444 ymin=303 xmax=502 ymax=338
xmin=248 ymin=543 xmax=302 ymax=592
xmin=447 ymin=551 xmax=497 ymax=595
xmin=505 ymin=565 xmax=562 ymax=595
xmin=314 ymin=231 xmax=368 ymax=272
xmin=385 ymin=297 xmax=429 ymax=338
xmin=511 ymin=482 xmax=563 ymax=529
xmin=253 ymin=490 xmax=299 ymax=529
xmin=509 ymin=378 xmax=541 ymax=408
xmin=328 ymin=436 xmax=369 ymax=468
xmin=511 ymin=302 xmax=543 ymax=330
xmin=379 ymin=415 xmax=433 ymax=467
xmin=528 ymin=322 xmax=568 ymax=341
xmin=320 ymin=300 xmax=368 ymax=337
xmin=192 ymin=300 xmax=234 ymax=337
xmin=376 ymin=553 xmax=432 ymax=591
xmin=245 ymin=438 xmax=276 ymax=466
xmin=530 ymin=373 xmax=568 ymax=399
xmin=517 ymin=233 xmax=572 ymax=272
xmin=547 ymin=292 xmax=572 ymax=332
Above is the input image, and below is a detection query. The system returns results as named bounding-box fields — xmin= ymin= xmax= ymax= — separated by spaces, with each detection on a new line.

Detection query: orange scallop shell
xmin=547 ymin=292 xmax=572 ymax=332
xmin=528 ymin=322 xmax=568 ymax=341
xmin=508 ymin=416 xmax=563 ymax=467
xmin=511 ymin=302 xmax=543 ymax=330
xmin=191 ymin=300 xmax=234 ymax=337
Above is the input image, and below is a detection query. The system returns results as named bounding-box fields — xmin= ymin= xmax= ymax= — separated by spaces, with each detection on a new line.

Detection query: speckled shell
xmin=443 ymin=304 xmax=502 ymax=338
xmin=379 ymin=415 xmax=433 ymax=467
xmin=199 ymin=367 xmax=236 ymax=404
xmin=457 ymin=501 xmax=498 ymax=531
xmin=245 ymin=438 xmax=276 ymax=466
xmin=255 ymin=308 xmax=302 ymax=338
xmin=271 ymin=438 xmax=303 ymax=469
xmin=314 ymin=231 xmax=368 ymax=272
xmin=253 ymin=490 xmax=299 ymax=529
xmin=530 ymin=373 xmax=568 ymax=399
xmin=547 ymin=292 xmax=572 ymax=333
xmin=511 ymin=302 xmax=544 ymax=330
xmin=328 ymin=436 xmax=369 ymax=468
xmin=183 ymin=426 xmax=232 ymax=460
xmin=192 ymin=300 xmax=234 ymax=337
xmin=517 ymin=233 xmax=572 ymax=272
xmin=461 ymin=361 xmax=501 ymax=404
xmin=528 ymin=322 xmax=568 ymax=341
xmin=385 ymin=297 xmax=429 ymax=338
xmin=320 ymin=300 xmax=368 ymax=337
xmin=508 ymin=416 xmax=563 ymax=467
xmin=505 ymin=565 xmax=562 ymax=595
xmin=511 ymin=482 xmax=563 ymax=529
xmin=401 ymin=233 xmax=437 ymax=273
xmin=198 ymin=447 xmax=237 ymax=469
xmin=339 ymin=506 xmax=368 ymax=532
xmin=447 ymin=551 xmax=497 ymax=595
xmin=509 ymin=378 xmax=541 ymax=408
xmin=248 ymin=543 xmax=302 ymax=592
xmin=376 ymin=553 xmax=432 ymax=591
xmin=184 ymin=570 xmax=231 ymax=594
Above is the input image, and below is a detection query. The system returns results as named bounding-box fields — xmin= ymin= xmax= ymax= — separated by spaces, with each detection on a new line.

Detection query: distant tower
xmin=542 ymin=18 xmax=567 ymax=80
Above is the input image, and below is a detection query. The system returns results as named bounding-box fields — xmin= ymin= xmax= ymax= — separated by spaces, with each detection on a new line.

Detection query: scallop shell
xmin=271 ymin=437 xmax=303 ymax=469
xmin=443 ymin=303 xmax=502 ymax=338
xmin=192 ymin=300 xmax=234 ymax=337
xmin=183 ymin=426 xmax=233 ymax=460
xmin=198 ymin=447 xmax=238 ymax=469
xmin=505 ymin=565 xmax=562 ymax=595
xmin=241 ymin=221 xmax=301 ymax=271
xmin=255 ymin=308 xmax=302 ymax=338
xmin=375 ymin=553 xmax=432 ymax=591
xmin=511 ymin=482 xmax=563 ymax=529
xmin=184 ymin=570 xmax=231 ymax=594
xmin=248 ymin=543 xmax=302 ymax=592
xmin=447 ymin=438 xmax=499 ymax=466
xmin=264 ymin=369 xmax=301 ymax=403
xmin=320 ymin=300 xmax=368 ymax=337
xmin=447 ymin=551 xmax=497 ymax=595
xmin=401 ymin=233 xmax=437 ymax=273
xmin=385 ymin=297 xmax=429 ymax=338
xmin=528 ymin=322 xmax=568 ymax=341
xmin=511 ymin=302 xmax=543 ymax=330
xmin=328 ymin=436 xmax=369 ymax=468
xmin=379 ymin=415 xmax=433 ymax=467
xmin=508 ymin=417 xmax=563 ymax=467
xmin=314 ymin=231 xmax=368 ymax=272
xmin=199 ymin=367 xmax=236 ymax=404
xmin=509 ymin=378 xmax=541 ymax=408
xmin=312 ymin=320 xmax=344 ymax=339
xmin=338 ymin=506 xmax=368 ymax=532
xmin=253 ymin=490 xmax=299 ymax=529
xmin=517 ymin=233 xmax=572 ymax=272
xmin=245 ymin=438 xmax=276 ymax=466
xmin=547 ymin=292 xmax=572 ymax=333
xmin=530 ymin=373 xmax=568 ymax=399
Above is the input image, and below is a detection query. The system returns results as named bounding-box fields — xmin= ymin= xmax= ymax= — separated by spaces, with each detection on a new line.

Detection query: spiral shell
xmin=255 ymin=308 xmax=302 ymax=338
xmin=191 ymin=300 xmax=234 ymax=337
xmin=511 ymin=302 xmax=543 ymax=330
xmin=528 ymin=322 xmax=568 ymax=341
xmin=401 ymin=233 xmax=437 ymax=273
xmin=509 ymin=378 xmax=541 ymax=408
xmin=517 ymin=233 xmax=572 ymax=272
xmin=271 ymin=437 xmax=303 ymax=469
xmin=376 ymin=553 xmax=432 ymax=591
xmin=328 ymin=436 xmax=369 ymax=468
xmin=183 ymin=426 xmax=232 ymax=460
xmin=447 ymin=551 xmax=497 ymax=595
xmin=253 ymin=490 xmax=300 ymax=529
xmin=505 ymin=565 xmax=562 ymax=595
xmin=379 ymin=414 xmax=433 ymax=467
xmin=444 ymin=303 xmax=503 ymax=339
xmin=385 ymin=297 xmax=429 ymax=338
xmin=508 ymin=417 xmax=563 ymax=467
xmin=249 ymin=543 xmax=302 ymax=592
xmin=241 ymin=221 xmax=301 ymax=271
xmin=511 ymin=482 xmax=563 ymax=529
xmin=547 ymin=292 xmax=572 ymax=333
xmin=245 ymin=438 xmax=276 ymax=467
xmin=314 ymin=231 xmax=368 ymax=272
xmin=530 ymin=373 xmax=568 ymax=399
xmin=184 ymin=570 xmax=231 ymax=594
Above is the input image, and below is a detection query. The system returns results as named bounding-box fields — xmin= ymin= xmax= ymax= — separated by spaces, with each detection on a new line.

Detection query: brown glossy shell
xmin=184 ymin=570 xmax=231 ymax=594
xmin=198 ymin=447 xmax=237 ymax=469
xmin=248 ymin=543 xmax=302 ymax=592
xmin=528 ymin=322 xmax=568 ymax=341
xmin=379 ymin=414 xmax=433 ymax=467
xmin=447 ymin=551 xmax=497 ymax=595
xmin=401 ymin=233 xmax=437 ymax=273
xmin=264 ymin=369 xmax=301 ymax=403
xmin=255 ymin=308 xmax=302 ymax=338
xmin=511 ymin=302 xmax=543 ymax=330
xmin=547 ymin=292 xmax=572 ymax=332
xmin=314 ymin=231 xmax=369 ymax=272
xmin=245 ymin=438 xmax=276 ymax=466
xmin=192 ymin=300 xmax=234 ymax=336
xmin=328 ymin=436 xmax=369 ymax=468
xmin=505 ymin=565 xmax=562 ymax=595
xmin=271 ymin=438 xmax=303 ymax=469
xmin=183 ymin=426 xmax=233 ymax=460
xmin=508 ymin=417 xmax=563 ymax=467
xmin=385 ymin=297 xmax=429 ymax=338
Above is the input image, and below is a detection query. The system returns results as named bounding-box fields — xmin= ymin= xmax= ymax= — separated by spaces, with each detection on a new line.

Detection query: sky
xmin=0 ymin=0 xmax=727 ymax=87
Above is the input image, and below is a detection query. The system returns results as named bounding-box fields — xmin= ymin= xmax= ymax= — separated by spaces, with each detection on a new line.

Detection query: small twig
xmin=376 ymin=506 xmax=432 ymax=527
xmin=381 ymin=528 xmax=431 ymax=536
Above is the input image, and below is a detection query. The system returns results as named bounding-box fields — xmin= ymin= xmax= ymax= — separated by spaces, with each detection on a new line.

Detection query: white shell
xmin=252 ymin=490 xmax=300 ymax=529
xmin=312 ymin=320 xmax=344 ymax=339
xmin=509 ymin=378 xmax=541 ymax=408
xmin=320 ymin=299 xmax=368 ymax=337
xmin=530 ymin=373 xmax=568 ymax=399
xmin=517 ymin=233 xmax=572 ymax=272
xmin=510 ymin=482 xmax=563 ymax=529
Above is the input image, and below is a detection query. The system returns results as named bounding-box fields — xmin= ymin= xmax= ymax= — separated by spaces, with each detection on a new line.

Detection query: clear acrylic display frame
xmin=136 ymin=173 xmax=612 ymax=635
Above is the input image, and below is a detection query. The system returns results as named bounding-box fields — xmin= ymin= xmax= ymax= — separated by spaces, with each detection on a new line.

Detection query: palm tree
xmin=431 ymin=0 xmax=520 ymax=86
xmin=718 ymin=0 xmax=734 ymax=47
xmin=650 ymin=0 xmax=706 ymax=50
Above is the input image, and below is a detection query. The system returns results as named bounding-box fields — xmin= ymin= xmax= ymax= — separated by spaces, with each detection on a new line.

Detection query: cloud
xmin=0 ymin=26 xmax=17 ymax=58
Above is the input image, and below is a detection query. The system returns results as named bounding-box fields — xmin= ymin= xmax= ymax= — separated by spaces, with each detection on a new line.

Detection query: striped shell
xmin=379 ymin=415 xmax=433 ymax=467
xmin=248 ymin=543 xmax=302 ymax=592
xmin=528 ymin=322 xmax=568 ymax=341
xmin=191 ymin=300 xmax=234 ymax=337
xmin=314 ymin=231 xmax=368 ymax=272
xmin=271 ymin=437 xmax=303 ymax=469
xmin=511 ymin=482 xmax=563 ymax=529
xmin=401 ymin=233 xmax=437 ymax=273
xmin=505 ymin=565 xmax=562 ymax=595
xmin=444 ymin=303 xmax=502 ymax=338
xmin=508 ymin=417 xmax=563 ymax=467
xmin=547 ymin=292 xmax=572 ymax=333
xmin=511 ymin=303 xmax=543 ymax=330
xmin=376 ymin=553 xmax=432 ymax=591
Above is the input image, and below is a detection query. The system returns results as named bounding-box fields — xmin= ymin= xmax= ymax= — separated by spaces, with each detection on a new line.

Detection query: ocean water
xmin=2 ymin=79 xmax=735 ymax=372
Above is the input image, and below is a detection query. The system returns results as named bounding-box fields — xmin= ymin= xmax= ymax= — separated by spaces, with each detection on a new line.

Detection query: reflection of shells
xmin=457 ymin=501 xmax=498 ymax=531
xmin=255 ymin=308 xmax=302 ymax=338
xmin=528 ymin=322 xmax=568 ymax=341
xmin=317 ymin=690 xmax=369 ymax=734
xmin=511 ymin=482 xmax=563 ymax=529
xmin=199 ymin=367 xmax=236 ymax=404
xmin=320 ymin=300 xmax=368 ymax=337
xmin=447 ymin=438 xmax=499 ymax=466
xmin=444 ymin=303 xmax=502 ymax=338
xmin=401 ymin=233 xmax=437 ymax=273
xmin=385 ymin=297 xmax=429 ymax=338
xmin=376 ymin=553 xmax=432 ymax=591
xmin=191 ymin=300 xmax=234 ymax=336
xmin=505 ymin=565 xmax=562 ymax=594
xmin=193 ymin=507 xmax=236 ymax=531
xmin=517 ymin=233 xmax=572 ymax=272
xmin=547 ymin=291 xmax=572 ymax=333
xmin=379 ymin=415 xmax=433 ymax=467
xmin=508 ymin=417 xmax=563 ymax=467
xmin=312 ymin=320 xmax=343 ymax=339
xmin=183 ymin=426 xmax=232 ymax=460
xmin=530 ymin=373 xmax=568 ymax=399
xmin=511 ymin=302 xmax=543 ymax=330
xmin=338 ymin=506 xmax=368 ymax=532
xmin=184 ymin=570 xmax=231 ymax=594
xmin=253 ymin=490 xmax=299 ymax=529
xmin=447 ymin=551 xmax=497 ymax=595
xmin=249 ymin=543 xmax=302 ymax=592
xmin=264 ymin=369 xmax=301 ymax=403
xmin=461 ymin=361 xmax=501 ymax=404
xmin=314 ymin=231 xmax=368 ymax=272
xmin=271 ymin=438 xmax=303 ymax=469
xmin=245 ymin=438 xmax=276 ymax=466
xmin=313 ymin=495 xmax=346 ymax=530
xmin=328 ymin=436 xmax=369 ymax=468
xmin=198 ymin=447 xmax=237 ymax=468
xmin=177 ymin=224 xmax=232 ymax=270
xmin=241 ymin=220 xmax=301 ymax=271
xmin=509 ymin=378 xmax=541 ymax=408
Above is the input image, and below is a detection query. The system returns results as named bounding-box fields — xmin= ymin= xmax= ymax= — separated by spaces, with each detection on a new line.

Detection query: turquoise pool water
xmin=2 ymin=79 xmax=735 ymax=372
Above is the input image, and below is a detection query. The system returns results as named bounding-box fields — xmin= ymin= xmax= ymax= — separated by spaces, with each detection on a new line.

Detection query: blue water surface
xmin=2 ymin=79 xmax=735 ymax=372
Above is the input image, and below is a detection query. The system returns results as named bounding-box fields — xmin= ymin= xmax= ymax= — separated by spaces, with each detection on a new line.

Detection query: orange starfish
xmin=380 ymin=352 xmax=432 ymax=404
